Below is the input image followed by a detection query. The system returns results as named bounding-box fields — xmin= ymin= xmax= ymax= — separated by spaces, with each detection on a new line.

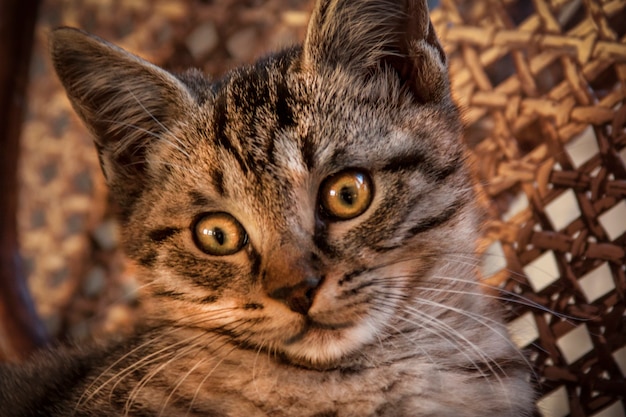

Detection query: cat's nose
xmin=268 ymin=276 xmax=322 ymax=315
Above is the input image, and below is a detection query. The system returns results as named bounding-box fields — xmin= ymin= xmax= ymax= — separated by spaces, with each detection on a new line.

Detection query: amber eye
xmin=320 ymin=170 xmax=373 ymax=220
xmin=193 ymin=212 xmax=248 ymax=256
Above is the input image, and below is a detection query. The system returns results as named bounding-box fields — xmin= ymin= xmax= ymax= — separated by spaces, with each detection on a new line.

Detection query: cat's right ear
xmin=49 ymin=28 xmax=194 ymax=214
xmin=302 ymin=0 xmax=449 ymax=104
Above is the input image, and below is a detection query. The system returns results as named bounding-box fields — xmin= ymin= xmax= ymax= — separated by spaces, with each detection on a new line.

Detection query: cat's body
xmin=2 ymin=326 xmax=528 ymax=416
xmin=0 ymin=0 xmax=534 ymax=415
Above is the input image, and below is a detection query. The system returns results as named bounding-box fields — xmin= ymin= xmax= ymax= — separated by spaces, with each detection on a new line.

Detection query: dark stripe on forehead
xmin=275 ymin=80 xmax=296 ymax=129
xmin=235 ymin=67 xmax=269 ymax=110
xmin=213 ymin=91 xmax=249 ymax=175
xmin=229 ymin=68 xmax=277 ymax=176
xmin=300 ymin=132 xmax=316 ymax=171
xmin=212 ymin=167 xmax=226 ymax=197
xmin=266 ymin=130 xmax=276 ymax=167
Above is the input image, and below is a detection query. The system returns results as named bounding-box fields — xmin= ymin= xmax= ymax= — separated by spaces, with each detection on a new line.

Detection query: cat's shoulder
xmin=0 ymin=340 xmax=120 ymax=417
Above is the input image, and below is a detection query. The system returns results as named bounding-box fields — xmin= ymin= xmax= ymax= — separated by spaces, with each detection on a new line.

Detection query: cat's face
xmin=51 ymin=0 xmax=478 ymax=369
xmin=126 ymin=66 xmax=472 ymax=368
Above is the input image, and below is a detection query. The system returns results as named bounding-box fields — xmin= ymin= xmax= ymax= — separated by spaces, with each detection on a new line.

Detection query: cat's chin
xmin=277 ymin=317 xmax=379 ymax=370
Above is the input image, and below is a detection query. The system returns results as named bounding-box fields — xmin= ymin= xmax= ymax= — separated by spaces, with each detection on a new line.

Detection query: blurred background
xmin=1 ymin=0 xmax=625 ymax=416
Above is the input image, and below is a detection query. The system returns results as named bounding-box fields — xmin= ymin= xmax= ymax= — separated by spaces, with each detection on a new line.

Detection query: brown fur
xmin=0 ymin=0 xmax=535 ymax=415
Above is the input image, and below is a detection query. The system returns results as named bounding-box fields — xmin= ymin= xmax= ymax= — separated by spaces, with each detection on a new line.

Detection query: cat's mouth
xmin=284 ymin=316 xmax=354 ymax=345
xmin=271 ymin=315 xmax=369 ymax=370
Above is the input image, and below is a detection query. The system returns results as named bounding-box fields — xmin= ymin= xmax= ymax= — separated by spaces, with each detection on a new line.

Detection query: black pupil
xmin=213 ymin=228 xmax=225 ymax=245
xmin=340 ymin=186 xmax=356 ymax=206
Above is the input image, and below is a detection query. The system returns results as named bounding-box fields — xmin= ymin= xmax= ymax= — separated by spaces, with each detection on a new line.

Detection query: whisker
xmin=76 ymin=328 xmax=187 ymax=410
xmin=124 ymin=338 xmax=206 ymax=415
xmin=77 ymin=306 xmax=244 ymax=410
xmin=409 ymin=294 xmax=537 ymax=379
xmin=392 ymin=307 xmax=497 ymax=385
xmin=373 ymin=293 xmax=509 ymax=387
xmin=186 ymin=344 xmax=239 ymax=416
xmin=159 ymin=355 xmax=210 ymax=417
xmin=113 ymin=333 xmax=207 ymax=413
xmin=428 ymin=274 xmax=585 ymax=322
xmin=125 ymin=88 xmax=191 ymax=158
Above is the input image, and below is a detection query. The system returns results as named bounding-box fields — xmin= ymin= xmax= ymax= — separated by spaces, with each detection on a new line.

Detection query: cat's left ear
xmin=50 ymin=28 xmax=195 ymax=216
xmin=302 ymin=0 xmax=448 ymax=103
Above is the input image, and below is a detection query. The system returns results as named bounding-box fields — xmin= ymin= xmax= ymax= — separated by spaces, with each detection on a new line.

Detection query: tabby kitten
xmin=0 ymin=0 xmax=534 ymax=415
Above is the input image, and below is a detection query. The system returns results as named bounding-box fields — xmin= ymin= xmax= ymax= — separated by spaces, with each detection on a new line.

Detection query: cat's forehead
xmin=171 ymin=50 xmax=461 ymax=215
xmin=194 ymin=62 xmax=307 ymax=182
xmin=191 ymin=53 xmax=432 ymax=173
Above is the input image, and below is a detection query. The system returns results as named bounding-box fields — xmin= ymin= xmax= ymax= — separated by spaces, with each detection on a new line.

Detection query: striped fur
xmin=1 ymin=0 xmax=534 ymax=415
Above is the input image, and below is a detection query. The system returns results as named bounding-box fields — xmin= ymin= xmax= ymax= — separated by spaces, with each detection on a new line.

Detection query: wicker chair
xmin=1 ymin=0 xmax=624 ymax=415
xmin=433 ymin=0 xmax=626 ymax=415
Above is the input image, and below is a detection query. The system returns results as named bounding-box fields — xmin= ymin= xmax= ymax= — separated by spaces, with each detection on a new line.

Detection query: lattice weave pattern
xmin=433 ymin=1 xmax=626 ymax=415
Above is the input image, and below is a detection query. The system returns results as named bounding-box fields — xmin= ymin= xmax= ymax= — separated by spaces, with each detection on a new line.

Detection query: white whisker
xmin=125 ymin=88 xmax=191 ymax=158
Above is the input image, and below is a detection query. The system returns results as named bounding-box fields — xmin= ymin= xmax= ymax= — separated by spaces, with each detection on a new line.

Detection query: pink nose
xmin=268 ymin=276 xmax=322 ymax=315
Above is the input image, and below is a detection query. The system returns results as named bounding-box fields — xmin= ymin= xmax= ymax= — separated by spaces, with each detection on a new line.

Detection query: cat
xmin=0 ymin=0 xmax=535 ymax=415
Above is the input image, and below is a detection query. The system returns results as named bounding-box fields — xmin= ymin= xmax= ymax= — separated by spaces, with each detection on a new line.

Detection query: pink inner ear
xmin=50 ymin=27 xmax=196 ymax=218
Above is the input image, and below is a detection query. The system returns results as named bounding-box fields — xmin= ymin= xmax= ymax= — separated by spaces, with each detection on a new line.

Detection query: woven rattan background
xmin=15 ymin=0 xmax=626 ymax=415
xmin=432 ymin=0 xmax=626 ymax=415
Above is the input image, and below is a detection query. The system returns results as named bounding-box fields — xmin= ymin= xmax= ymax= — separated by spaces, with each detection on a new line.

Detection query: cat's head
xmin=51 ymin=0 xmax=479 ymax=369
